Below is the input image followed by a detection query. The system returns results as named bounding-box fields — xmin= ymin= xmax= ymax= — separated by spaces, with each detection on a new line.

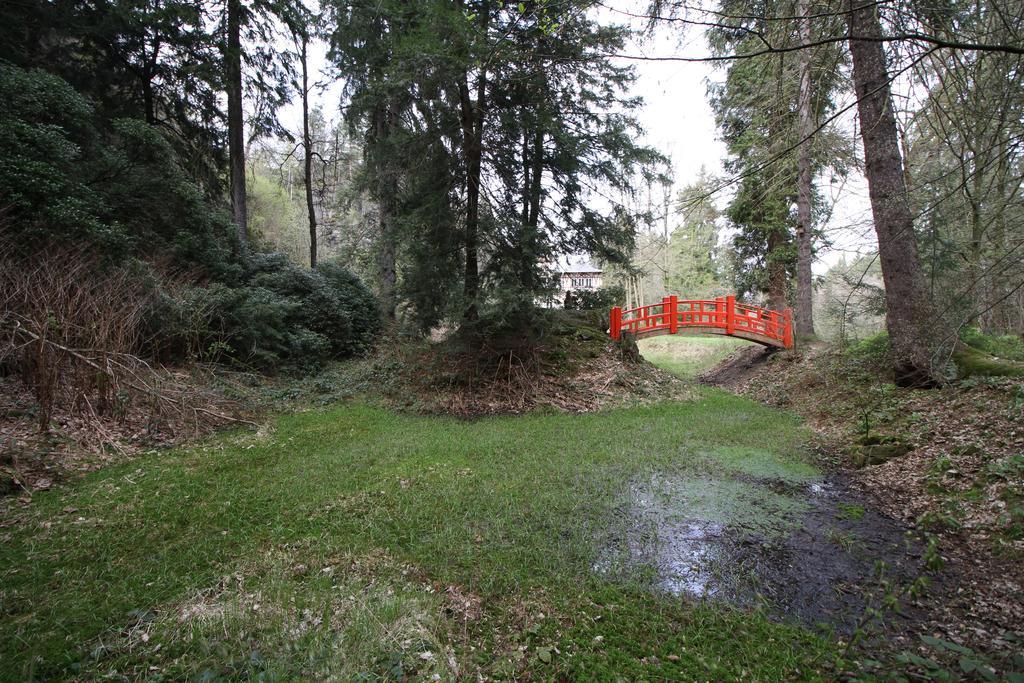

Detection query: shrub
xmin=840 ymin=331 xmax=891 ymax=378
xmin=0 ymin=235 xmax=150 ymax=429
xmin=0 ymin=62 xmax=108 ymax=244
xmin=315 ymin=262 xmax=380 ymax=356
xmin=844 ymin=332 xmax=889 ymax=362
xmin=0 ymin=63 xmax=236 ymax=271
xmin=563 ymin=285 xmax=624 ymax=312
xmin=164 ymin=255 xmax=378 ymax=370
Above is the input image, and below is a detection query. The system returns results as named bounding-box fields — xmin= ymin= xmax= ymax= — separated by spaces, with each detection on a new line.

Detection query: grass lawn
xmin=638 ymin=334 xmax=752 ymax=379
xmin=1 ymin=343 xmax=840 ymax=680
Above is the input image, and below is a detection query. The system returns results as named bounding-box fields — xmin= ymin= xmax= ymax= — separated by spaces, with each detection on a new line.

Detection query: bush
xmin=563 ymin=285 xmax=624 ymax=311
xmin=315 ymin=262 xmax=380 ymax=355
xmin=0 ymin=239 xmax=147 ymax=429
xmin=0 ymin=62 xmax=108 ymax=244
xmin=840 ymin=331 xmax=891 ymax=377
xmin=163 ymin=255 xmax=379 ymax=370
xmin=845 ymin=332 xmax=889 ymax=362
xmin=0 ymin=63 xmax=236 ymax=271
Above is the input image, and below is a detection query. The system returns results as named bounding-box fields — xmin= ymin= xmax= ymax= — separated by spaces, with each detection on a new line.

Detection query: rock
xmin=853 ymin=442 xmax=912 ymax=468
xmin=0 ymin=472 xmax=18 ymax=495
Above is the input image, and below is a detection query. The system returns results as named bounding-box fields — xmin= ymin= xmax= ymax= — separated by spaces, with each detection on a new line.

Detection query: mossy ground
xmin=2 ymin=378 xmax=841 ymax=680
xmin=953 ymin=345 xmax=1024 ymax=379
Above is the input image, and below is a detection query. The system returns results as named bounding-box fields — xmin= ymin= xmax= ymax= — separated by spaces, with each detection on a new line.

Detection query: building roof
xmin=552 ymin=255 xmax=602 ymax=274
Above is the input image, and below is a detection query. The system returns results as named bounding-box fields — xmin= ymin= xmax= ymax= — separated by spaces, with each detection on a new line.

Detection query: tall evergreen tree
xmin=706 ymin=0 xmax=846 ymax=314
xmin=847 ymin=0 xmax=939 ymax=386
xmin=326 ymin=0 xmax=660 ymax=330
xmin=666 ymin=174 xmax=730 ymax=299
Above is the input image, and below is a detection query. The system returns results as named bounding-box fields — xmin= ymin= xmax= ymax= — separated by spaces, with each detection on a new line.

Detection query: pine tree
xmin=666 ymin=174 xmax=730 ymax=299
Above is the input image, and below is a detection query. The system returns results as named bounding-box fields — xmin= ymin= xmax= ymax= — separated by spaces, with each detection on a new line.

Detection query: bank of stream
xmin=630 ymin=335 xmax=936 ymax=637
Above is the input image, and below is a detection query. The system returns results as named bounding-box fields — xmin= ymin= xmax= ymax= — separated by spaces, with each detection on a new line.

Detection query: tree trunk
xmin=520 ymin=126 xmax=544 ymax=290
xmin=142 ymin=78 xmax=156 ymax=125
xmin=794 ymin=0 xmax=815 ymax=338
xmin=990 ymin=134 xmax=1010 ymax=332
xmin=377 ymin=206 xmax=397 ymax=319
xmin=766 ymin=226 xmax=789 ymax=313
xmin=528 ymin=128 xmax=543 ymax=230
xmin=373 ymin=103 xmax=398 ymax=320
xmin=966 ymin=168 xmax=985 ymax=328
xmin=226 ymin=0 xmax=247 ymax=251
xmin=457 ymin=1 xmax=489 ymax=322
xmin=847 ymin=0 xmax=937 ymax=386
xmin=300 ymin=34 xmax=317 ymax=269
xmin=520 ymin=126 xmax=531 ymax=226
xmin=141 ymin=32 xmax=161 ymax=125
xmin=458 ymin=71 xmax=485 ymax=322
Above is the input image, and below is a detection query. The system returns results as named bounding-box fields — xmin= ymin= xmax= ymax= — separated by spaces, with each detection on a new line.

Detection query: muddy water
xmin=596 ymin=473 xmax=925 ymax=633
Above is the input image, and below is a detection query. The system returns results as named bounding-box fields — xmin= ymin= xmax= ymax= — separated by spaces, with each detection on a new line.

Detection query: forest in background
xmin=612 ymin=0 xmax=1023 ymax=365
xmin=1 ymin=0 xmax=1023 ymax=413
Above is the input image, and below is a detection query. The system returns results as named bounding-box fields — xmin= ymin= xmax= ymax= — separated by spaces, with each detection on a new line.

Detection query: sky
xmin=613 ymin=13 xmax=879 ymax=275
xmin=275 ymin=3 xmax=880 ymax=276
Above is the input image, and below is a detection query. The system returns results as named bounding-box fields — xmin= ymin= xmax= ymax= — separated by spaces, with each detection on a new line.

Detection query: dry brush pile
xmin=0 ymin=234 xmax=251 ymax=494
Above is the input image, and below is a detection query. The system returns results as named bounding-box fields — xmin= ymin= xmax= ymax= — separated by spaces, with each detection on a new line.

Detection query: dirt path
xmin=697 ymin=345 xmax=775 ymax=389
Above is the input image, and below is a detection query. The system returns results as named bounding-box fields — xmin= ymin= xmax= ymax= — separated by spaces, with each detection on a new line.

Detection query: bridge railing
xmin=609 ymin=295 xmax=793 ymax=348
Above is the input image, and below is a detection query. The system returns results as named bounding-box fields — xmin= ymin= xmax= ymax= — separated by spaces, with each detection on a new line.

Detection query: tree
xmin=906 ymin=23 xmax=1024 ymax=336
xmin=226 ymin=0 xmax=247 ymax=249
xmin=325 ymin=0 xmax=427 ymax=319
xmin=794 ymin=0 xmax=815 ymax=336
xmin=293 ymin=18 xmax=318 ymax=268
xmin=478 ymin=1 xmax=663 ymax=316
xmin=707 ymin=0 xmax=846 ymax=314
xmin=666 ymin=174 xmax=730 ymax=299
xmin=455 ymin=0 xmax=489 ymax=321
xmin=0 ymin=0 xmax=228 ymax=194
xmin=846 ymin=0 xmax=938 ymax=386
xmin=222 ymin=0 xmax=300 ymax=252
xmin=326 ymin=0 xmax=660 ymax=330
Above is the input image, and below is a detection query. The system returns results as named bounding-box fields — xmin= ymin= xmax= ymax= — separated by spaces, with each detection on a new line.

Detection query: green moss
xmin=842 ymin=332 xmax=890 ymax=371
xmin=961 ymin=327 xmax=1024 ymax=362
xmin=700 ymin=445 xmax=819 ymax=483
xmin=837 ymin=503 xmax=866 ymax=521
xmin=953 ymin=345 xmax=1024 ymax=379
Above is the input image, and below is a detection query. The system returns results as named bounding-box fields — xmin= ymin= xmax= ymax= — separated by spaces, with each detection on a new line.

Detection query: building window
xmin=564 ymin=273 xmax=600 ymax=290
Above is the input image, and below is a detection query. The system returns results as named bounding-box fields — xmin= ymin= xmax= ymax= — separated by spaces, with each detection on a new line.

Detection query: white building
xmin=542 ymin=256 xmax=603 ymax=307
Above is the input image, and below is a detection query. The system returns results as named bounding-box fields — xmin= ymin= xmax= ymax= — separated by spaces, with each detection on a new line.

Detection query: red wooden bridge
xmin=610 ymin=296 xmax=794 ymax=349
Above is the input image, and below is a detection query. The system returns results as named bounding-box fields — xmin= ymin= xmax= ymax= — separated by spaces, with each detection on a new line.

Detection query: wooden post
xmin=716 ymin=297 xmax=725 ymax=329
xmin=783 ymin=308 xmax=794 ymax=348
xmin=725 ymin=295 xmax=735 ymax=335
xmin=669 ymin=295 xmax=678 ymax=334
xmin=610 ymin=306 xmax=621 ymax=340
